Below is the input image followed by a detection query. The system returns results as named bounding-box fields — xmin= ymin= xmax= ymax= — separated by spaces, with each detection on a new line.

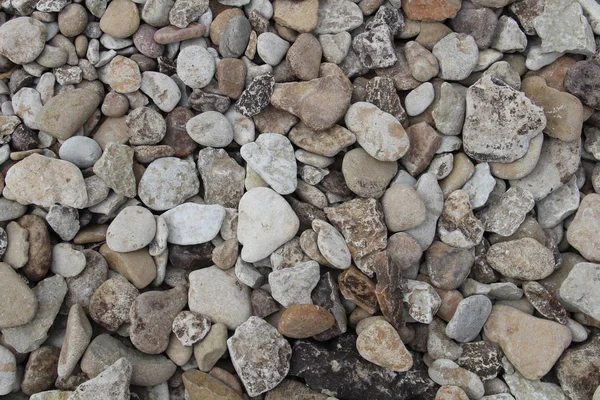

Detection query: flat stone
xmin=476 ymin=186 xmax=535 ymax=236
xmin=89 ymin=274 xmax=139 ymax=331
xmin=509 ymin=136 xmax=580 ymax=201
xmin=456 ymin=341 xmax=503 ymax=382
xmin=227 ymin=316 xmax=292 ymax=397
xmin=81 ymin=334 xmax=176 ymax=386
xmin=461 ymin=163 xmax=496 ymax=209
xmin=437 ymin=190 xmax=484 ymax=249
xmin=313 ymin=0 xmax=363 ymax=34
xmin=523 ymin=281 xmax=568 ymax=324
xmin=289 ymin=123 xmax=355 ymax=157
xmin=463 ymin=76 xmax=546 ymax=163
xmin=107 ymin=206 xmax=156 ymax=252
xmin=342 ymin=147 xmax=398 ymax=198
xmin=344 ymin=101 xmax=409 ymax=162
xmin=426 ymin=241 xmax=474 ymax=290
xmin=217 ymin=59 xmax=246 ymax=99
xmin=487 ymin=237 xmax=555 ymax=280
xmin=339 ymin=266 xmax=379 ymax=313
xmin=271 ymin=75 xmax=352 ymax=131
xmin=235 ymin=257 xmax=264 ymax=288
xmin=189 ymin=266 xmax=251 ymax=329
xmin=161 ymin=203 xmax=225 ymax=245
xmin=36 ymin=89 xmax=101 ymax=140
xmin=0 ymin=262 xmax=37 ymax=328
xmin=446 ymin=295 xmax=492 ymax=342
xmin=566 ymin=194 xmax=600 ymax=262
xmin=0 ymin=17 xmax=47 ymax=64
xmin=138 ymin=157 xmax=199 ymax=211
xmin=220 ymin=16 xmax=251 ymax=59
xmin=58 ymin=304 xmax=92 ymax=378
xmin=277 ymin=304 xmax=335 ymax=338
xmin=312 ymin=271 xmax=348 ymax=340
xmin=70 ymin=358 xmax=132 ymax=400
xmin=93 ymin=143 xmax=136 ymax=198
xmin=6 ymin=154 xmax=88 ymax=208
xmin=237 ymin=187 xmax=299 ymax=263
xmin=140 ymin=71 xmax=181 ymax=113
xmin=406 ymin=82 xmax=435 ymax=116
xmin=194 ymin=322 xmax=228 ymax=372
xmin=130 ymin=285 xmax=188 ymax=354
xmin=320 ymin=32 xmax=352 ymax=64
xmin=100 ymin=243 xmax=156 ymax=288
xmin=3 ymin=222 xmax=29 ymax=270
xmin=269 ymin=261 xmax=320 ymax=307
xmin=428 ymin=359 xmax=485 ymax=399
xmin=2 ymin=275 xmax=67 ymax=353
xmin=484 ymin=305 xmax=572 ymax=380
xmin=356 ymin=320 xmax=413 ymax=371
xmin=560 ymin=262 xmax=600 ymax=321
xmin=182 ymin=369 xmax=242 ymax=400
xmin=172 ymin=311 xmax=211 ymax=346
xmin=51 ymin=243 xmax=86 ymax=278
xmin=403 ymin=279 xmax=442 ymax=324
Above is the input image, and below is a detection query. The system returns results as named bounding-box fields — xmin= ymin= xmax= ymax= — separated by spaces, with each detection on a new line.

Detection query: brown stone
xmin=523 ymin=281 xmax=568 ymax=324
xmin=253 ymin=105 xmax=299 ymax=134
xmin=99 ymin=0 xmax=140 ymax=38
xmin=436 ymin=289 xmax=463 ymax=322
xmin=73 ymin=224 xmax=108 ymax=244
xmin=251 ymin=288 xmax=280 ymax=318
xmin=402 ymin=0 xmax=461 ymax=22
xmin=273 ymin=0 xmax=318 ymax=33
xmin=21 ymin=346 xmax=60 ymax=395
xmin=217 ymin=58 xmax=247 ymax=100
xmin=401 ymin=122 xmax=442 ymax=176
xmin=277 ymin=304 xmax=335 ymax=339
xmin=212 ymin=239 xmax=238 ymax=270
xmin=89 ymin=274 xmax=139 ymax=331
xmin=264 ymin=379 xmax=329 ymax=400
xmin=161 ymin=107 xmax=197 ymax=157
xmin=435 ymin=386 xmax=469 ymax=400
xmin=286 ymin=33 xmax=322 ymax=81
xmin=209 ymin=367 xmax=243 ymax=396
xmin=18 ymin=214 xmax=51 ymax=282
xmin=555 ymin=334 xmax=600 ymax=400
xmin=134 ymin=145 xmax=176 ymax=164
xmin=169 ymin=243 xmax=214 ymax=270
xmin=93 ymin=117 xmax=129 ymax=150
xmin=426 ymin=241 xmax=474 ymax=290
xmin=416 ymin=22 xmax=454 ymax=50
xmin=289 ymin=122 xmax=356 ymax=157
xmin=99 ymin=243 xmax=156 ymax=289
xmin=374 ymin=251 xmax=404 ymax=330
xmin=365 ymin=76 xmax=407 ymax=126
xmin=527 ymin=55 xmax=578 ymax=92
xmin=439 ymin=152 xmax=475 ymax=198
xmin=154 ymin=23 xmax=206 ymax=44
xmin=183 ymin=369 xmax=242 ymax=400
xmin=210 ymin=8 xmax=244 ymax=46
xmin=338 ymin=266 xmax=379 ymax=314
xmin=356 ymin=319 xmax=414 ymax=372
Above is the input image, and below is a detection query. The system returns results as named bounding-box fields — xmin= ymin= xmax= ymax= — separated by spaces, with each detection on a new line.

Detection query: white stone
xmin=313 ymin=219 xmax=351 ymax=270
xmin=186 ymin=111 xmax=234 ymax=147
xmin=461 ymin=163 xmax=496 ymax=209
xmin=0 ymin=345 xmax=16 ymax=396
xmin=107 ymin=206 xmax=157 ymax=252
xmin=405 ymin=82 xmax=434 ymax=116
xmin=161 ymin=203 xmax=226 ymax=245
xmin=493 ymin=16 xmax=527 ymax=53
xmin=257 ymin=32 xmax=290 ymax=66
xmin=320 ymin=32 xmax=352 ymax=64
xmin=536 ymin=176 xmax=580 ymax=229
xmin=177 ymin=45 xmax=215 ymax=89
xmin=269 ymin=261 xmax=320 ymax=307
xmin=140 ymin=71 xmax=181 ymax=112
xmin=51 ymin=243 xmax=86 ymax=278
xmin=560 ymin=262 xmax=600 ymax=321
xmin=12 ymin=88 xmax=42 ymax=130
xmin=432 ymin=33 xmax=479 ymax=81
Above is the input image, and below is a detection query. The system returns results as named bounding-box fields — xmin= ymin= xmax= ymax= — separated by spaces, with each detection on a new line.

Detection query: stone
xmin=125 ymin=107 xmax=166 ymax=145
xmin=235 ymin=73 xmax=275 ymax=118
xmin=51 ymin=243 xmax=86 ymax=278
xmin=194 ymin=322 xmax=228 ymax=372
xmin=81 ymin=334 xmax=176 ymax=386
xmin=523 ymin=281 xmax=568 ymax=324
xmin=356 ymin=320 xmax=413 ymax=371
xmin=381 ymin=183 xmax=426 ymax=231
xmin=428 ymin=317 xmax=463 ymax=360
xmin=13 ymin=88 xmax=42 ymax=130
xmin=186 ymin=111 xmax=234 ymax=148
xmin=36 ymin=89 xmax=101 ymax=140
xmin=401 ymin=0 xmax=461 ymax=22
xmin=567 ymin=194 xmax=600 ymax=262
xmin=445 ymin=295 xmax=492 ymax=342
xmin=286 ymin=34 xmax=322 ymax=81
xmin=522 ymin=76 xmax=583 ymax=142
xmin=484 ymin=305 xmax=572 ymax=380
xmin=342 ymin=147 xmax=398 ymax=198
xmin=560 ymin=262 xmax=600 ymax=321
xmin=6 ymin=154 xmax=87 ymax=208
xmin=241 ymin=133 xmax=296 ymax=195
xmin=269 ymin=261 xmax=320 ymax=307
xmin=140 ymin=72 xmax=181 ymax=112
xmin=536 ymin=175 xmax=579 ymax=229
xmin=456 ymin=341 xmax=503 ymax=383
xmin=21 ymin=346 xmax=60 ymax=395
xmin=405 ymin=41 xmax=439 ymax=82
xmin=290 ymin=334 xmax=437 ymax=400
xmin=352 ymin=25 xmax=397 ymax=69
xmin=436 ymin=386 xmax=469 ymax=400
xmin=503 ymin=370 xmax=567 ymax=400
xmin=320 ymin=32 xmax=352 ymax=64
xmin=217 ymin=59 xmax=246 ymax=99
xmin=58 ymin=304 xmax=92 ymax=378
xmin=169 ymin=0 xmax=208 ymax=28
xmin=0 ymin=345 xmax=16 ymax=396
xmin=235 ymin=257 xmax=264 ymax=288
xmin=257 ymin=33 xmax=290 ymax=66
xmin=428 ymin=359 xmax=485 ymax=399
xmin=486 ymin=238 xmax=555 ymax=280
xmin=263 ymin=379 xmax=328 ymax=400
xmin=477 ymin=187 xmax=535 ymax=236
xmin=89 ymin=274 xmax=140 ymax=331
xmin=314 ymin=0 xmax=363 ymax=34
xmin=0 ymin=17 xmax=47 ymax=64
xmin=344 ymin=102 xmax=409 ymax=162
xmin=227 ymin=316 xmax=292 ymax=397
xmin=555 ymin=334 xmax=600 ymax=400
xmin=338 ymin=266 xmax=379 ymax=313
xmin=106 ymin=206 xmax=156 ymax=252
xmin=312 ymin=271 xmax=347 ymax=340
xmin=405 ymin=173 xmax=445 ymax=250
xmin=130 ymin=285 xmax=188 ymax=354
xmin=3 ymin=222 xmax=29 ymax=270
xmin=2 ymin=275 xmax=67 ymax=353
xmin=17 ymin=214 xmax=52 ymax=282
xmin=252 ymin=289 xmax=280 ymax=318
xmin=0 ymin=262 xmax=37 ymax=328
xmin=271 ymin=74 xmax=352 ymax=131
xmin=59 ymin=137 xmax=102 ymax=169
xmin=176 ymin=46 xmax=214 ymax=89
xmin=197 ymin=148 xmax=244 ymax=208
xmin=64 ymin=250 xmax=108 ymax=312
xmin=437 ymin=190 xmax=484 ymax=249
xmin=450 ymin=7 xmax=498 ymax=50
xmin=237 ymin=187 xmax=300 ymax=263
xmin=403 ymin=279 xmax=442 ymax=323
xmin=182 ymin=370 xmax=242 ymax=400
xmin=172 ymin=311 xmax=211 ymax=346
xmin=161 ymin=203 xmax=225 ymax=245
xmin=220 ymin=16 xmax=251 ymax=59
xmin=406 ymin=82 xmax=435 ymax=116
xmin=365 ymin=76 xmax=406 ymax=125
xmin=463 ymin=76 xmax=546 ymax=163
xmin=432 ymin=33 xmax=478 ymax=81
xmin=564 ymin=59 xmax=600 ymax=109
xmin=189 ymin=266 xmax=252 ymax=329
xmin=312 ymin=219 xmax=351 ymax=270
xmin=426 ymin=242 xmax=474 ymax=290
xmin=93 ymin=143 xmax=136 ymax=198
xmin=70 ymin=358 xmax=132 ymax=400
xmin=99 ymin=0 xmax=139 ymax=38
xmin=138 ymin=157 xmax=199 ymax=210
xmin=277 ymin=304 xmax=335 ymax=338
xmin=289 ymin=123 xmax=356 ymax=157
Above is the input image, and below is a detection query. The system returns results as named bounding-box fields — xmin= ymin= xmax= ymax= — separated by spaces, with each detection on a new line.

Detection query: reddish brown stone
xmin=278 ymin=304 xmax=335 ymax=339
xmin=338 ymin=266 xmax=379 ymax=314
xmin=21 ymin=346 xmax=60 ymax=395
xmin=161 ymin=107 xmax=197 ymax=157
xmin=18 ymin=214 xmax=51 ymax=282
xmin=401 ymin=121 xmax=442 ymax=176
xmin=217 ymin=59 xmax=247 ymax=100
xmin=251 ymin=288 xmax=280 ymax=318
xmin=401 ymin=0 xmax=461 ymax=22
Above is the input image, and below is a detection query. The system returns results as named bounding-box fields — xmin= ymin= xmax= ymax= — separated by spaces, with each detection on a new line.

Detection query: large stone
xmin=0 ymin=262 xmax=37 ymax=328
xmin=237 ymin=187 xmax=300 ymax=263
xmin=476 ymin=187 xmax=535 ymax=236
xmin=227 ymin=317 xmax=292 ymax=397
xmin=274 ymin=0 xmax=319 ymax=33
xmin=69 ymin=358 xmax=132 ymax=400
xmin=36 ymin=89 xmax=101 ymax=140
xmin=58 ymin=304 xmax=93 ymax=378
xmin=89 ymin=274 xmax=140 ymax=331
xmin=463 ymin=76 xmax=546 ymax=163
xmin=566 ymin=194 xmax=600 ymax=262
xmin=486 ymin=238 xmax=555 ymax=280
xmin=484 ymin=305 xmax=572 ymax=380
xmin=313 ymin=0 xmax=363 ymax=34
xmin=401 ymin=0 xmax=461 ymax=21
xmin=161 ymin=203 xmax=226 ymax=245
xmin=555 ymin=334 xmax=600 ymax=400
xmin=197 ymin=148 xmax=245 ymax=208
xmin=560 ymin=262 xmax=600 ymax=321
xmin=106 ymin=206 xmax=156 ymax=252
xmin=0 ymin=17 xmax=47 ymax=64
xmin=5 ymin=154 xmax=88 ymax=208
xmin=93 ymin=143 xmax=137 ymax=198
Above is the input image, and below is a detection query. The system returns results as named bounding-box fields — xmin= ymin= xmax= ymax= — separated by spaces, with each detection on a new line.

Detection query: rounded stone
xmin=51 ymin=243 xmax=86 ymax=278
xmin=432 ymin=33 xmax=479 ymax=81
xmin=176 ymin=45 xmax=215 ymax=89
xmin=59 ymin=136 xmax=102 ymax=169
xmin=356 ymin=319 xmax=414 ymax=372
xmin=125 ymin=106 xmax=167 ymax=145
xmin=382 ymin=183 xmax=427 ymax=231
xmin=106 ymin=206 xmax=157 ymax=253
xmin=99 ymin=0 xmax=140 ymax=39
xmin=342 ymin=147 xmax=398 ymax=198
xmin=58 ymin=4 xmax=88 ymax=37
xmin=277 ymin=304 xmax=335 ymax=339
xmin=186 ymin=111 xmax=234 ymax=147
xmin=0 ymin=17 xmax=47 ymax=64
xmin=0 ymin=262 xmax=38 ymax=328
xmin=107 ymin=56 xmax=141 ymax=94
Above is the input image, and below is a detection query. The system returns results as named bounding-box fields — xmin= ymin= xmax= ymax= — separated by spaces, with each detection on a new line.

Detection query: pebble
xmin=138 ymin=157 xmax=199 ymax=211
xmin=432 ymin=33 xmax=479 ymax=81
xmin=189 ymin=266 xmax=251 ymax=329
xmin=356 ymin=319 xmax=413 ymax=371
xmin=194 ymin=322 xmax=228 ymax=371
xmin=352 ymin=25 xmax=397 ymax=69
xmin=555 ymin=334 xmax=600 ymax=400
xmin=257 ymin=32 xmax=290 ymax=66
xmin=403 ymin=279 xmax=442 ymax=324
xmin=313 ymin=219 xmax=351 ymax=269
xmin=406 ymin=82 xmax=435 ymax=116
xmin=537 ymin=175 xmax=580 ymax=229
xmin=345 ymin=102 xmax=409 ymax=162
xmin=484 ymin=305 xmax=572 ymax=380
xmin=100 ymin=244 xmax=156 ymax=288
xmin=176 ymin=46 xmax=214 ymax=89
xmin=456 ymin=341 xmax=503 ymax=383
xmin=342 ymin=147 xmax=398 ymax=198
xmin=89 ymin=274 xmax=139 ymax=331
xmin=0 ymin=18 xmax=47 ymax=64
xmin=477 ymin=187 xmax=535 ymax=236
xmin=70 ymin=358 xmax=132 ymax=400
xmin=437 ymin=190 xmax=484 ymax=249
xmin=560 ymin=262 xmax=600 ymax=321
xmin=320 ymin=32 xmax=352 ymax=64
xmin=64 ymin=249 xmax=108 ymax=312
xmin=93 ymin=143 xmax=137 ymax=198
xmin=3 ymin=222 xmax=30 ymax=270
xmin=161 ymin=203 xmax=225 ymax=245
xmin=523 ymin=281 xmax=569 ymax=324
xmin=169 ymin=0 xmax=208 ymax=28
xmin=445 ymin=295 xmax=492 ymax=342
xmin=227 ymin=316 xmax=292 ymax=397
xmin=58 ymin=304 xmax=92 ymax=378
xmin=51 ymin=243 xmax=86 ymax=278
xmin=428 ymin=359 xmax=485 ymax=399
xmin=36 ymin=89 xmax=101 ymax=140
xmin=0 ymin=262 xmax=37 ymax=328
xmin=504 ymin=370 xmax=567 ymax=400
xmin=21 ymin=346 xmax=60 ymax=395
xmin=277 ymin=304 xmax=335 ymax=338
xmin=130 ymin=285 xmax=188 ymax=354
xmin=381 ymin=183 xmax=426 ymax=231
xmin=172 ymin=311 xmax=211 ymax=346
xmin=59 ymin=136 xmax=102 ymax=168
xmin=566 ymin=194 xmax=600 ymax=262
xmin=426 ymin=241 xmax=474 ymax=290
xmin=45 ymin=206 xmax=79 ymax=243
xmin=106 ymin=206 xmax=156 ymax=252
xmin=237 ymin=187 xmax=300 ymax=262
xmin=183 ymin=369 xmax=242 ymax=400
xmin=140 ymin=72 xmax=181 ymax=112
xmin=314 ymin=0 xmax=363 ymax=34
xmin=486 ymin=238 xmax=555 ymax=280
xmin=81 ymin=334 xmax=176 ymax=386
xmin=0 ymin=344 xmax=16 ymax=395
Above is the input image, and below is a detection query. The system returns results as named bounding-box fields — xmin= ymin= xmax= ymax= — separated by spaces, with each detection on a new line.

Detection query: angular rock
xmin=560 ymin=262 xmax=600 ymax=321
xmin=58 ymin=304 xmax=93 ymax=379
xmin=437 ymin=190 xmax=484 ymax=249
xmin=269 ymin=261 xmax=320 ymax=307
xmin=487 ymin=238 xmax=555 ymax=280
xmin=311 ymin=272 xmax=348 ymax=340
xmin=182 ymin=369 xmax=242 ymax=400
xmin=456 ymin=341 xmax=503 ymax=382
xmin=99 ymin=244 xmax=156 ymax=289
xmin=352 ymin=25 xmax=397 ymax=69
xmin=90 ymin=274 xmax=139 ymax=331
xmin=403 ymin=279 xmax=442 ymax=324
xmin=172 ymin=311 xmax=211 ymax=346
xmin=197 ymin=148 xmax=244 ymax=208
xmin=523 ymin=281 xmax=568 ymax=324
xmin=477 ymin=186 xmax=535 ymax=236
xmin=235 ymin=73 xmax=274 ymax=118
xmin=138 ymin=157 xmax=199 ymax=211
xmin=314 ymin=0 xmax=363 ymax=34
xmin=555 ymin=334 xmax=600 ymax=400
xmin=0 ymin=262 xmax=37 ymax=328
xmin=339 ymin=266 xmax=379 ymax=314
xmin=93 ymin=143 xmax=136 ymax=198
xmin=445 ymin=295 xmax=492 ymax=342
xmin=536 ymin=175 xmax=579 ymax=229
xmin=70 ymin=358 xmax=132 ymax=400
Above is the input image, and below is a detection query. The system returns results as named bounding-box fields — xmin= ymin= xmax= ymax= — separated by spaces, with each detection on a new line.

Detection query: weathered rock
xmin=313 ymin=0 xmax=363 ymax=34
xmin=456 ymin=341 xmax=503 ymax=383
xmin=21 ymin=346 xmax=61 ymax=395
xmin=93 ymin=143 xmax=136 ymax=198
xmin=235 ymin=73 xmax=275 ymax=118
xmin=555 ymin=334 xmax=600 ymax=400
xmin=183 ymin=369 xmax=242 ymax=400
xmin=338 ymin=266 xmax=379 ymax=314
xmin=269 ymin=261 xmax=320 ymax=307
xmin=486 ymin=238 xmax=555 ymax=280
xmin=106 ymin=206 xmax=156 ymax=252
xmin=172 ymin=311 xmax=211 ymax=346
xmin=99 ymin=244 xmax=156 ymax=289
xmin=36 ymin=89 xmax=101 ymax=140
xmin=0 ymin=262 xmax=37 ymax=329
xmin=89 ymin=274 xmax=139 ymax=331
xmin=138 ymin=157 xmax=199 ymax=211
xmin=403 ymin=279 xmax=442 ymax=324
xmin=277 ymin=304 xmax=335 ymax=339
xmin=58 ymin=304 xmax=93 ymax=379
xmin=566 ymin=194 xmax=600 ymax=262
xmin=426 ymin=241 xmax=474 ymax=290
xmin=523 ymin=281 xmax=568 ymax=324
xmin=477 ymin=187 xmax=535 ymax=236
xmin=560 ymin=262 xmax=600 ymax=321
xmin=437 ymin=190 xmax=484 ymax=249
xmin=70 ymin=358 xmax=132 ymax=400
xmin=0 ymin=18 xmax=46 ymax=64
xmin=357 ymin=320 xmax=413 ymax=371
xmin=342 ymin=147 xmax=398 ymax=198
xmin=161 ymin=203 xmax=225 ymax=245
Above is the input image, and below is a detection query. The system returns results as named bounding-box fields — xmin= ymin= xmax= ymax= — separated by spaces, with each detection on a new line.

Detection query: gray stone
xmin=403 ymin=279 xmax=441 ymax=324
xmin=432 ymin=82 xmax=465 ymax=136
xmin=269 ymin=261 xmax=321 ymax=307
xmin=220 ymin=16 xmax=251 ymax=58
xmin=186 ymin=111 xmax=234 ymax=147
xmin=58 ymin=304 xmax=93 ymax=378
xmin=428 ymin=359 xmax=485 ymax=399
xmin=59 ymin=136 xmax=102 ymax=168
xmin=405 ymin=82 xmax=434 ymax=116
xmin=161 ymin=203 xmax=226 ymax=245
xmin=172 ymin=311 xmax=210 ymax=346
xmin=257 ymin=33 xmax=290 ymax=66
xmin=405 ymin=173 xmax=444 ymax=250
xmin=314 ymin=0 xmax=363 ymax=34
xmin=176 ymin=46 xmax=214 ymax=89
xmin=492 ymin=16 xmax=527 ymax=53
xmin=432 ymin=33 xmax=479 ymax=81
xmin=46 ymin=206 xmax=79 ymax=242
xmin=477 ymin=186 xmax=535 ymax=236
xmin=227 ymin=316 xmax=292 ymax=397
xmin=197 ymin=148 xmax=245 ymax=208
xmin=536 ymin=176 xmax=579 ymax=229
xmin=125 ymin=107 xmax=166 ymax=145
xmin=70 ymin=358 xmax=132 ymax=400
xmin=461 ymin=162 xmax=496 ymax=209
xmin=93 ymin=143 xmax=137 ymax=198
xmin=36 ymin=89 xmax=101 ymax=140
xmin=169 ymin=0 xmax=209 ymax=28
xmin=504 ymin=370 xmax=567 ymax=400
xmin=235 ymin=257 xmax=264 ymax=288
xmin=352 ymin=25 xmax=397 ymax=69
xmin=486 ymin=238 xmax=555 ymax=280
xmin=320 ymin=32 xmax=352 ymax=64
xmin=140 ymin=71 xmax=181 ymax=112
xmin=0 ymin=17 xmax=47 ymax=64
xmin=560 ymin=262 xmax=600 ymax=321
xmin=313 ymin=219 xmax=351 ymax=270
xmin=446 ymin=295 xmax=492 ymax=342
xmin=51 ymin=243 xmax=86 ymax=278
xmin=0 ymin=345 xmax=16 ymax=396
xmin=107 ymin=206 xmax=156 ymax=252
xmin=0 ymin=198 xmax=27 ymax=222
xmin=90 ymin=275 xmax=139 ymax=331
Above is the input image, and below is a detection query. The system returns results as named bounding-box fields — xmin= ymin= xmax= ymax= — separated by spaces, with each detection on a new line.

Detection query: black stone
xmin=10 ymin=125 xmax=37 ymax=151
xmin=169 ymin=243 xmax=214 ymax=271
xmin=189 ymin=89 xmax=231 ymax=113
xmin=157 ymin=56 xmax=177 ymax=76
xmin=235 ymin=73 xmax=274 ymax=118
xmin=289 ymin=334 xmax=438 ymax=400
xmin=312 ymin=272 xmax=347 ymax=341
xmin=365 ymin=6 xmax=405 ymax=36
xmin=470 ymin=238 xmax=498 ymax=284
xmin=456 ymin=341 xmax=503 ymax=382
xmin=9 ymin=69 xmax=34 ymax=95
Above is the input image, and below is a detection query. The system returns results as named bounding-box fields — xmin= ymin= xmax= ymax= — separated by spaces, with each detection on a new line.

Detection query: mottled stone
xmin=90 ymin=274 xmax=139 ymax=331
xmin=235 ymin=73 xmax=274 ymax=118
xmin=486 ymin=238 xmax=555 ymax=280
xmin=182 ymin=369 xmax=242 ymax=400
xmin=138 ymin=157 xmax=199 ymax=211
xmin=555 ymin=334 xmax=600 ymax=400
xmin=357 ymin=320 xmax=413 ymax=371
xmin=524 ymin=281 xmax=568 ymax=324
xmin=427 ymin=241 xmax=474 ymax=290
xmin=477 ymin=187 xmax=535 ymax=236
xmin=456 ymin=341 xmax=503 ymax=382
xmin=437 ymin=190 xmax=484 ymax=249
